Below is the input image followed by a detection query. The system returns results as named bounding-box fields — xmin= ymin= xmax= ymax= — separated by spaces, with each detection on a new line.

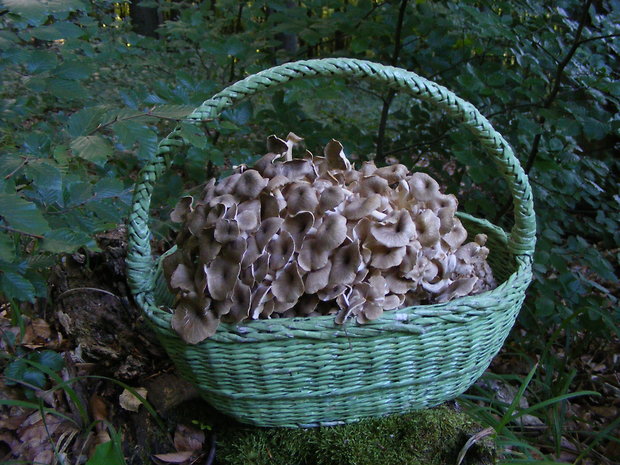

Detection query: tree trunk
xmin=129 ymin=0 xmax=160 ymax=38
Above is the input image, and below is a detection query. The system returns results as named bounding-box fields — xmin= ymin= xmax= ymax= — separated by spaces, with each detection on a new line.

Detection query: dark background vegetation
xmin=0 ymin=0 xmax=618 ymax=463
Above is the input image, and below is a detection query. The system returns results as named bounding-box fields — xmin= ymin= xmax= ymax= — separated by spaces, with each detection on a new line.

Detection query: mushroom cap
xmin=255 ymin=216 xmax=284 ymax=250
xmin=415 ymin=210 xmax=441 ymax=247
xmin=284 ymin=182 xmax=318 ymax=215
xmin=298 ymin=238 xmax=331 ymax=271
xmin=318 ymin=185 xmax=346 ymax=212
xmin=234 ymin=169 xmax=268 ymax=199
xmin=324 ymin=139 xmax=351 ymax=170
xmin=266 ymin=134 xmax=288 ymax=155
xmin=283 ymin=211 xmax=315 ymax=250
xmin=356 ymin=175 xmax=390 ymax=196
xmin=304 ymin=262 xmax=332 ymax=294
xmin=206 ymin=257 xmax=240 ymax=301
xmin=214 ymin=173 xmax=241 ymax=195
xmin=329 ymin=239 xmax=362 ymax=285
xmin=266 ymin=230 xmax=295 ymax=271
xmin=343 ymin=194 xmax=382 ymax=220
xmin=272 ymin=262 xmax=305 ymax=303
xmin=315 ymin=213 xmax=347 ymax=250
xmin=408 ymin=172 xmax=440 ymax=201
xmin=214 ymin=218 xmax=240 ymax=244
xmin=370 ymin=245 xmax=407 ymax=269
xmin=171 ymin=300 xmax=218 ymax=344
xmin=370 ymin=210 xmax=416 ymax=248
xmin=374 ymin=164 xmax=409 ymax=184
xmin=170 ymin=196 xmax=194 ymax=223
xmin=443 ymin=219 xmax=468 ymax=250
xmin=223 ymin=281 xmax=252 ymax=323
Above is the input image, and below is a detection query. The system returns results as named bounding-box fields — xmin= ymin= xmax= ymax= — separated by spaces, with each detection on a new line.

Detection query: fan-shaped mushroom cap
xmin=241 ymin=236 xmax=261 ymax=269
xmin=437 ymin=277 xmax=478 ymax=303
xmin=214 ymin=218 xmax=240 ymax=243
xmin=360 ymin=160 xmax=377 ymax=176
xmin=170 ymin=196 xmax=194 ymax=223
xmin=324 ymin=139 xmax=351 ymax=170
xmin=170 ymin=263 xmax=195 ymax=295
xmin=298 ymin=238 xmax=331 ymax=271
xmin=236 ymin=200 xmax=261 ymax=232
xmin=295 ymin=294 xmax=319 ymax=316
xmin=221 ymin=236 xmax=247 ymax=263
xmin=303 ymin=262 xmax=332 ymax=294
xmin=415 ymin=210 xmax=441 ymax=247
xmin=252 ymin=254 xmax=269 ymax=284
xmin=266 ymin=231 xmax=295 ymax=270
xmin=422 ymin=260 xmax=439 ymax=283
xmin=209 ymin=193 xmax=237 ymax=210
xmin=370 ymin=245 xmax=407 ymax=269
xmin=249 ymin=285 xmax=271 ymax=319
xmin=267 ymin=174 xmax=290 ymax=191
xmin=253 ymin=152 xmax=280 ymax=177
xmin=356 ymin=175 xmax=390 ymax=197
xmin=329 ymin=240 xmax=362 ymax=285
xmin=172 ymin=300 xmax=218 ymax=344
xmin=272 ymin=262 xmax=304 ymax=303
xmin=385 ymin=274 xmax=414 ymax=294
xmin=315 ymin=213 xmax=347 ymax=250
xmin=283 ymin=211 xmax=315 ymax=250
xmin=255 ymin=217 xmax=284 ymax=250
xmin=223 ymin=281 xmax=252 ymax=323
xmin=427 ymin=193 xmax=458 ymax=212
xmin=285 ymin=182 xmax=319 ymax=215
xmin=421 ymin=278 xmax=451 ymax=294
xmin=201 ymin=179 xmax=216 ymax=203
xmin=206 ymin=257 xmax=240 ymax=301
xmin=211 ymin=298 xmax=232 ymax=318
xmin=383 ymin=294 xmax=404 ymax=310
xmin=162 ymin=250 xmax=182 ymax=284
xmin=475 ymin=233 xmax=488 ymax=246
xmin=318 ymin=284 xmax=347 ymax=301
xmin=277 ymin=159 xmax=316 ymax=181
xmin=408 ymin=172 xmax=440 ymax=201
xmin=343 ymin=194 xmax=382 ymax=220
xmin=186 ymin=204 xmax=208 ymax=236
xmin=234 ymin=169 xmax=268 ymax=199
xmin=215 ymin=173 xmax=241 ymax=195
xmin=370 ymin=210 xmax=416 ymax=248
xmin=443 ymin=220 xmax=467 ymax=250
xmin=437 ymin=207 xmax=456 ymax=234
xmin=266 ymin=134 xmax=288 ymax=155
xmin=374 ymin=164 xmax=409 ymax=184
xmin=318 ymin=185 xmax=346 ymax=212
xmin=456 ymin=242 xmax=482 ymax=264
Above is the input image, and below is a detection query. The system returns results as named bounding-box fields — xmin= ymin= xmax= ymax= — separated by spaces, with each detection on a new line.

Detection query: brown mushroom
xmin=171 ymin=300 xmax=218 ymax=344
xmin=206 ymin=257 xmax=240 ymax=301
xmin=370 ymin=210 xmax=416 ymax=248
xmin=272 ymin=262 xmax=304 ymax=304
xmin=329 ymin=239 xmax=362 ymax=285
xmin=170 ymin=196 xmax=193 ymax=223
xmin=415 ymin=210 xmax=441 ymax=247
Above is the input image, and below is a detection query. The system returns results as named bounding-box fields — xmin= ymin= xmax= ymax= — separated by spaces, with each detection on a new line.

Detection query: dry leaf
xmin=173 ymin=424 xmax=205 ymax=452
xmin=153 ymin=450 xmax=194 ymax=463
xmin=119 ymin=387 xmax=148 ymax=412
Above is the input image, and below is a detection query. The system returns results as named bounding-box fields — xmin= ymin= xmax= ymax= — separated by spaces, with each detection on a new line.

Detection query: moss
xmin=213 ymin=406 xmax=496 ymax=465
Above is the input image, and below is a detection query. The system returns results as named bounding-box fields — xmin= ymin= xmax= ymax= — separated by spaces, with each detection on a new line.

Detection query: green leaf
xmin=223 ymin=101 xmax=253 ymax=126
xmin=150 ymin=105 xmax=195 ymax=119
xmin=24 ymin=161 xmax=63 ymax=206
xmin=0 ymin=233 xmax=14 ymax=262
xmin=25 ymin=50 xmax=58 ymax=73
xmin=54 ymin=60 xmax=93 ymax=80
xmin=0 ymin=154 xmax=25 ymax=179
xmin=0 ymin=193 xmax=50 ymax=235
xmin=3 ymin=359 xmax=27 ymax=386
xmin=0 ymin=0 xmax=86 ymax=25
xmin=178 ymin=123 xmax=207 ymax=149
xmin=94 ymin=178 xmax=126 ymax=199
xmin=0 ymin=271 xmax=36 ymax=302
xmin=86 ymin=441 xmax=125 ymax=465
xmin=67 ymin=107 xmax=108 ymax=138
xmin=70 ymin=135 xmax=112 ymax=166
xmin=48 ymin=78 xmax=87 ymax=100
xmin=22 ymin=369 xmax=47 ymax=389
xmin=42 ymin=228 xmax=92 ymax=253
xmin=30 ymin=350 xmax=65 ymax=372
xmin=30 ymin=22 xmax=83 ymax=41
xmin=113 ymin=120 xmax=158 ymax=160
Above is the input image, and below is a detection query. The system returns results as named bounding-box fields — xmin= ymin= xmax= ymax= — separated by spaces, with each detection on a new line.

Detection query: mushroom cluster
xmin=163 ymin=134 xmax=496 ymax=343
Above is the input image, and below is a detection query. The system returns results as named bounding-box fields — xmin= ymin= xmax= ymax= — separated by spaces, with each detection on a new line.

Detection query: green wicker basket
xmin=126 ymin=58 xmax=536 ymax=428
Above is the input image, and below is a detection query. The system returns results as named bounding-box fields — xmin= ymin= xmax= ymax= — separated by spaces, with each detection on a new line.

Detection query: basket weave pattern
xmin=126 ymin=59 xmax=536 ymax=427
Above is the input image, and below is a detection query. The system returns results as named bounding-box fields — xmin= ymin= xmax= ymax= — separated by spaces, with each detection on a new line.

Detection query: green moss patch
xmin=214 ymin=406 xmax=496 ymax=465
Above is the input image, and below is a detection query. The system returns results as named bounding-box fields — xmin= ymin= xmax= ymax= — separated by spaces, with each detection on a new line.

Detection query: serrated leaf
xmin=25 ymin=50 xmax=58 ymax=73
xmin=24 ymin=161 xmax=63 ymax=206
xmin=94 ymin=178 xmax=125 ymax=199
xmin=67 ymin=107 xmax=108 ymax=138
xmin=0 ymin=233 xmax=14 ymax=262
xmin=150 ymin=105 xmax=195 ymax=119
xmin=48 ymin=78 xmax=87 ymax=100
xmin=223 ymin=100 xmax=253 ymax=126
xmin=30 ymin=350 xmax=65 ymax=372
xmin=178 ymin=123 xmax=207 ymax=149
xmin=30 ymin=21 xmax=83 ymax=40
xmin=4 ymin=359 xmax=27 ymax=386
xmin=54 ymin=60 xmax=93 ymax=80
xmin=0 ymin=193 xmax=50 ymax=235
xmin=22 ymin=369 xmax=47 ymax=389
xmin=42 ymin=228 xmax=91 ymax=253
xmin=70 ymin=135 xmax=112 ymax=166
xmin=0 ymin=154 xmax=25 ymax=179
xmin=0 ymin=0 xmax=86 ymax=25
xmin=1 ymin=271 xmax=36 ymax=302
xmin=88 ymin=199 xmax=125 ymax=223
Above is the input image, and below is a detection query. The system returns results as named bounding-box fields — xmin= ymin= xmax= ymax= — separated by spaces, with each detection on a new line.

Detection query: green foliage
xmin=4 ymin=349 xmax=65 ymax=399
xmin=0 ymin=0 xmax=617 ymax=460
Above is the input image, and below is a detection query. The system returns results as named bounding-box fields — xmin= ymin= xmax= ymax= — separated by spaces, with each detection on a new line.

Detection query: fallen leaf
xmin=173 ymin=424 xmax=205 ymax=452
xmin=153 ymin=450 xmax=194 ymax=463
xmin=119 ymin=387 xmax=148 ymax=412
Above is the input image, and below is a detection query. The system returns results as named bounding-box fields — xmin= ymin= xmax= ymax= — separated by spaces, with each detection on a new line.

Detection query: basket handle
xmin=127 ymin=58 xmax=536 ymax=310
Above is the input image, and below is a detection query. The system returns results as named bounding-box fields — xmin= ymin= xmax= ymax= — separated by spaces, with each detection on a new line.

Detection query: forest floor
xmin=0 ymin=229 xmax=617 ymax=464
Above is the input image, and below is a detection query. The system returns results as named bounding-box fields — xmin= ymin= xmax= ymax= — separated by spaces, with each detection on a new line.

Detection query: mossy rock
xmin=211 ymin=405 xmax=496 ymax=465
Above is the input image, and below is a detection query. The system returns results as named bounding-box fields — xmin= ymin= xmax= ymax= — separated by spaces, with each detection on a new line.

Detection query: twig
xmin=495 ymin=0 xmax=593 ymax=222
xmin=57 ymin=287 xmax=121 ymax=301
xmin=375 ymin=0 xmax=409 ymax=165
xmin=87 ymin=109 xmax=182 ymax=136
xmin=0 ymin=223 xmax=44 ymax=239
xmin=4 ymin=156 xmax=29 ymax=180
xmin=577 ymin=33 xmax=620 ymax=45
